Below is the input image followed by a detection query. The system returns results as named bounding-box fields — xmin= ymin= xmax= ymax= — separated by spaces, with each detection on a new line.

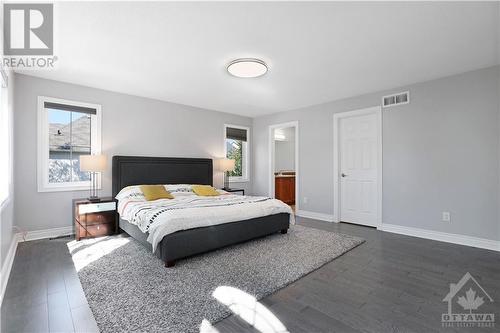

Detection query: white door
xmin=339 ymin=113 xmax=379 ymax=226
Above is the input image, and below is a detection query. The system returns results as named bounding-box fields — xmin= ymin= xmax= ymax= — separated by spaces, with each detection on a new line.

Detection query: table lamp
xmin=80 ymin=154 xmax=107 ymax=202
xmin=218 ymin=158 xmax=235 ymax=190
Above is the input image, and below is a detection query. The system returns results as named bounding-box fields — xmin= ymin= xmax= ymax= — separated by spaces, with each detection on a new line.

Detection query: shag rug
xmin=70 ymin=225 xmax=364 ymax=332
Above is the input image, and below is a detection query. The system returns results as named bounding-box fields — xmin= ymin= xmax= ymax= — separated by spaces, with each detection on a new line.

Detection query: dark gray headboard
xmin=112 ymin=156 xmax=213 ymax=197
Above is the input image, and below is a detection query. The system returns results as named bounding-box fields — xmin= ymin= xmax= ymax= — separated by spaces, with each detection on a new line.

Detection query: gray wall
xmin=253 ymin=66 xmax=500 ymax=241
xmin=14 ymin=74 xmax=252 ymax=232
xmin=10 ymin=66 xmax=500 ymax=241
xmin=1 ymin=72 xmax=15 ymax=267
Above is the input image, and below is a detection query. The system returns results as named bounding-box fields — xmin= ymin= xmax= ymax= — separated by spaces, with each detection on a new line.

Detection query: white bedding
xmin=116 ymin=185 xmax=294 ymax=251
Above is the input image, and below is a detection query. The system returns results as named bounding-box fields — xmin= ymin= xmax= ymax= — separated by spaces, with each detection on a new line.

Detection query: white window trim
xmin=0 ymin=71 xmax=11 ymax=207
xmin=224 ymin=124 xmax=250 ymax=183
xmin=37 ymin=96 xmax=102 ymax=192
xmin=268 ymin=121 xmax=299 ymax=212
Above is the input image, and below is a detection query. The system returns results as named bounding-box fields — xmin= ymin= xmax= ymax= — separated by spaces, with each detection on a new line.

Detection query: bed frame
xmin=112 ymin=156 xmax=290 ymax=267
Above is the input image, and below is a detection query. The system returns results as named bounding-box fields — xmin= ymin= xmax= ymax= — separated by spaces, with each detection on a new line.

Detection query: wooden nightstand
xmin=73 ymin=197 xmax=118 ymax=241
xmin=222 ymin=188 xmax=245 ymax=195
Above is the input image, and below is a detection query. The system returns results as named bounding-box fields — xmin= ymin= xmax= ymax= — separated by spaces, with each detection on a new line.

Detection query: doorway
xmin=333 ymin=106 xmax=382 ymax=227
xmin=269 ymin=121 xmax=299 ymax=212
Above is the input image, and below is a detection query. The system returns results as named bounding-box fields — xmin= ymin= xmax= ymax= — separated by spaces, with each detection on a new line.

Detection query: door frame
xmin=268 ymin=121 xmax=299 ymax=210
xmin=333 ymin=106 xmax=382 ymax=227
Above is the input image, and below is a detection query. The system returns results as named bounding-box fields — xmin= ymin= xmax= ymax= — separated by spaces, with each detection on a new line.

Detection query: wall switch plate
xmin=303 ymin=197 xmax=308 ymax=204
xmin=442 ymin=211 xmax=451 ymax=222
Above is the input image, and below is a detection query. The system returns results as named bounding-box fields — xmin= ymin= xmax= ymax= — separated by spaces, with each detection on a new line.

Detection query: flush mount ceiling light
xmin=227 ymin=58 xmax=268 ymax=78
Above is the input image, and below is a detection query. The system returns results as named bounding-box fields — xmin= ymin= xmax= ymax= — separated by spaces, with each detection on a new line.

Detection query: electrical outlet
xmin=442 ymin=211 xmax=451 ymax=222
xmin=303 ymin=197 xmax=308 ymax=204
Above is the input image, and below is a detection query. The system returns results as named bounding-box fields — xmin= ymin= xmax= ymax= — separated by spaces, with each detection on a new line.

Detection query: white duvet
xmin=116 ymin=185 xmax=294 ymax=252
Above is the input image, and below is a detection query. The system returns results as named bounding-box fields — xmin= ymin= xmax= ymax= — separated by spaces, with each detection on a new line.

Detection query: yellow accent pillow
xmin=192 ymin=185 xmax=220 ymax=196
xmin=140 ymin=185 xmax=174 ymax=201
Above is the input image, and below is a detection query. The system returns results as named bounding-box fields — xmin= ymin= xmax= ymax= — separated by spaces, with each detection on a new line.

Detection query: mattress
xmin=116 ymin=184 xmax=294 ymax=251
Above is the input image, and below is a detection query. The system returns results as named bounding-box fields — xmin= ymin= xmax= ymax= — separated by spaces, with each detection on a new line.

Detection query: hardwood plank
xmin=2 ymin=218 xmax=499 ymax=333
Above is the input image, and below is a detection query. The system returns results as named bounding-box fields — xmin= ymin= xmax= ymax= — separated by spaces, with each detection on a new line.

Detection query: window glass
xmin=0 ymin=89 xmax=7 ymax=203
xmin=48 ymin=109 xmax=91 ymax=184
xmin=226 ymin=139 xmax=243 ymax=177
xmin=224 ymin=125 xmax=249 ymax=181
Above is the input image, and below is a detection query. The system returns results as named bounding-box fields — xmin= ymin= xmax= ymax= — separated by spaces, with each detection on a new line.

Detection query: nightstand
xmin=73 ymin=197 xmax=117 ymax=241
xmin=222 ymin=188 xmax=245 ymax=196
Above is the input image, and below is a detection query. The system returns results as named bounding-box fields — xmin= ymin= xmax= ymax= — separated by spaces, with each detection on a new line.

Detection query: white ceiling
xmin=19 ymin=2 xmax=499 ymax=117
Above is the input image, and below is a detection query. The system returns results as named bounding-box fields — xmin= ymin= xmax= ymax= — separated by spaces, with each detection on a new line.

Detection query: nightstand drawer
xmin=77 ymin=222 xmax=115 ymax=238
xmin=79 ymin=201 xmax=116 ymax=214
xmin=77 ymin=211 xmax=116 ymax=225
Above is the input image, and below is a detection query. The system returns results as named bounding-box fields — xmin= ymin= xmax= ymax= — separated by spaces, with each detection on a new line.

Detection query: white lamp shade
xmin=80 ymin=154 xmax=107 ymax=172
xmin=217 ymin=158 xmax=236 ymax=172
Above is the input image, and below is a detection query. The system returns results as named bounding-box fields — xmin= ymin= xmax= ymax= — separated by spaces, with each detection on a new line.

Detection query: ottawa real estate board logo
xmin=442 ymin=272 xmax=495 ymax=328
xmin=3 ymin=3 xmax=57 ymax=69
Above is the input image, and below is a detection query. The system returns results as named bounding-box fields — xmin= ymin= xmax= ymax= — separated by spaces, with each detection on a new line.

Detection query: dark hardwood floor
xmin=2 ymin=217 xmax=499 ymax=332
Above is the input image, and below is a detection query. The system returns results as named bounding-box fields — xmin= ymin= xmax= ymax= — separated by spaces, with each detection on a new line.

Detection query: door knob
xmin=341 ymin=173 xmax=348 ymax=177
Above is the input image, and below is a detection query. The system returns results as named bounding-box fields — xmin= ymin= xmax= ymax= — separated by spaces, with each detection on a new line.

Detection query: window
xmin=224 ymin=124 xmax=250 ymax=182
xmin=0 ymin=74 xmax=9 ymax=204
xmin=37 ymin=97 xmax=101 ymax=192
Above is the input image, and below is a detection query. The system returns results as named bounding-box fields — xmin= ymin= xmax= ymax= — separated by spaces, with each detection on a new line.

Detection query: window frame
xmin=0 ymin=71 xmax=10 ymax=206
xmin=224 ymin=124 xmax=250 ymax=183
xmin=37 ymin=96 xmax=102 ymax=192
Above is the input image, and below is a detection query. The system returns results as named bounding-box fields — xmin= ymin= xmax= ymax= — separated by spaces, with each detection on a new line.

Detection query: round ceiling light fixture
xmin=227 ymin=58 xmax=268 ymax=78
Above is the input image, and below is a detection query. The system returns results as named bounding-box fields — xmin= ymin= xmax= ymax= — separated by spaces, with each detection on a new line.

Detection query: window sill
xmin=38 ymin=185 xmax=102 ymax=193
xmin=229 ymin=178 xmax=250 ymax=183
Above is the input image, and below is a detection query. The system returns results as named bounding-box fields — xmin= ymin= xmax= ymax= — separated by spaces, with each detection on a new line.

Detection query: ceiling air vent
xmin=382 ymin=91 xmax=409 ymax=108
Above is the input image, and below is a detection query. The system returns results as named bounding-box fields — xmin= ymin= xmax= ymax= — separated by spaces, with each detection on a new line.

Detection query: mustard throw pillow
xmin=192 ymin=185 xmax=220 ymax=196
xmin=140 ymin=185 xmax=174 ymax=201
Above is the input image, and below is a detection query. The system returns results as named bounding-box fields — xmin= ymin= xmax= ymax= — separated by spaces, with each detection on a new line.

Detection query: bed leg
xmin=165 ymin=260 xmax=176 ymax=268
xmin=281 ymin=229 xmax=288 ymax=234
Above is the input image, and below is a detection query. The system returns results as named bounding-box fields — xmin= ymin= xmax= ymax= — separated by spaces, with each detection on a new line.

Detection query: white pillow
xmin=115 ymin=185 xmax=146 ymax=201
xmin=165 ymin=184 xmax=193 ymax=193
xmin=116 ymin=184 xmax=197 ymax=201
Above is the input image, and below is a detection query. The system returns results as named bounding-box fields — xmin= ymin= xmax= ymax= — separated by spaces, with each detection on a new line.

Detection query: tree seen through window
xmin=226 ymin=139 xmax=242 ymax=177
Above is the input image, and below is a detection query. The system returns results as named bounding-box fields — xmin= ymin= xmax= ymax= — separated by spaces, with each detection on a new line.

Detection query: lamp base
xmin=87 ymin=196 xmax=102 ymax=203
xmin=224 ymin=171 xmax=231 ymax=192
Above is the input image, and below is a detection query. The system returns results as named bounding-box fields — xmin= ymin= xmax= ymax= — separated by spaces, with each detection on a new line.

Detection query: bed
xmin=112 ymin=155 xmax=291 ymax=267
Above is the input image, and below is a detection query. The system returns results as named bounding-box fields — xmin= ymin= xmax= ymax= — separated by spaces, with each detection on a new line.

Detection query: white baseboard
xmin=1 ymin=226 xmax=74 ymax=306
xmin=296 ymin=210 xmax=335 ymax=222
xmin=1 ymin=233 xmax=20 ymax=306
xmin=17 ymin=226 xmax=73 ymax=242
xmin=379 ymin=224 xmax=500 ymax=252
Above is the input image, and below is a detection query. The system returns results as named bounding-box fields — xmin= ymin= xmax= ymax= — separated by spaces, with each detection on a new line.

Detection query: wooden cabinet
xmin=275 ymin=176 xmax=295 ymax=205
xmin=73 ymin=198 xmax=117 ymax=241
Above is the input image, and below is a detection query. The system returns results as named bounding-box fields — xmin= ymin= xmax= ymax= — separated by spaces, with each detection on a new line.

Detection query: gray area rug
xmin=72 ymin=225 xmax=364 ymax=332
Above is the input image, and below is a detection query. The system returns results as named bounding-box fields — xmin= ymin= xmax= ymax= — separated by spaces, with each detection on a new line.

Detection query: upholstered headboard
xmin=112 ymin=156 xmax=213 ymax=197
